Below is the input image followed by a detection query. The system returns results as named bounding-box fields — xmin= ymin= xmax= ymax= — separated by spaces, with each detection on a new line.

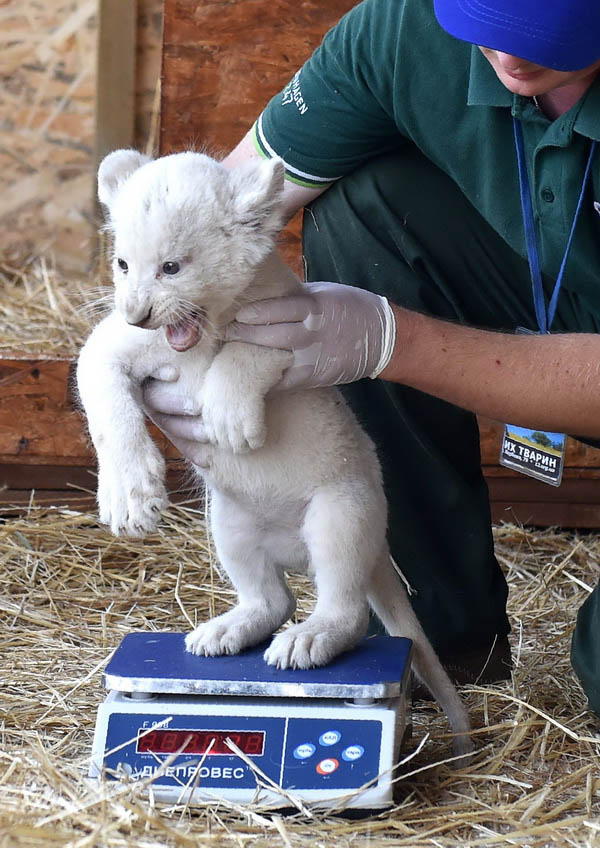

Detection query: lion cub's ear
xmin=98 ymin=149 xmax=152 ymax=208
xmin=228 ymin=157 xmax=286 ymax=234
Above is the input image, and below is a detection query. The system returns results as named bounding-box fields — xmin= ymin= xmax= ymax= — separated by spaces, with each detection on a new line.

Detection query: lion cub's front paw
xmin=97 ymin=446 xmax=168 ymax=537
xmin=201 ymin=393 xmax=266 ymax=453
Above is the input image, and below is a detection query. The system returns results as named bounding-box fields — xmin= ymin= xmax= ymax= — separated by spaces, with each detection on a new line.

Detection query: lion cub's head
xmin=98 ymin=150 xmax=285 ymax=351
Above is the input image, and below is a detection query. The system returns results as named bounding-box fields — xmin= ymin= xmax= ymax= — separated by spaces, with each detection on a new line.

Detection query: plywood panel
xmin=160 ymin=0 xmax=356 ymax=155
xmin=0 ymin=358 xmax=178 ymax=465
xmin=160 ymin=0 xmax=357 ymax=271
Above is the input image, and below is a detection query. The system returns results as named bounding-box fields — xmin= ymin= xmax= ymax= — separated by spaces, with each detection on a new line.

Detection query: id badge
xmin=498 ymin=327 xmax=566 ymax=486
xmin=499 ymin=424 xmax=566 ymax=486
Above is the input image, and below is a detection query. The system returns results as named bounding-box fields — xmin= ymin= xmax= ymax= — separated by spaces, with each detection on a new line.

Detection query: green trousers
xmin=302 ymin=146 xmax=600 ymax=715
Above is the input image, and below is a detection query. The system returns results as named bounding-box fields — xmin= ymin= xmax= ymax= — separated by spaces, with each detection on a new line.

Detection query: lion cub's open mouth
xmin=165 ymin=311 xmax=205 ymax=352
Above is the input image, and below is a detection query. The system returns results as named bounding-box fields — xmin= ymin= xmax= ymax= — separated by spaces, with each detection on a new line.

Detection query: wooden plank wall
xmin=4 ymin=355 xmax=600 ymax=525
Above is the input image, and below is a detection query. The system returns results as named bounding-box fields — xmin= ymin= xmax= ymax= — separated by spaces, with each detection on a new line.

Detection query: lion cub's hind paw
xmin=264 ymin=620 xmax=356 ymax=670
xmin=185 ymin=610 xmax=269 ymax=658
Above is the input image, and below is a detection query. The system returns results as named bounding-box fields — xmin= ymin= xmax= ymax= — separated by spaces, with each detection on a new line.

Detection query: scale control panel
xmin=96 ymin=696 xmax=389 ymax=794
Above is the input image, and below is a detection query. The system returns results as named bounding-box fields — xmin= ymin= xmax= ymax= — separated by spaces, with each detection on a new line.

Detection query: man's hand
xmin=142 ymin=281 xmax=396 ymax=452
xmin=142 ymin=373 xmax=211 ymax=465
xmin=225 ymin=281 xmax=397 ymax=390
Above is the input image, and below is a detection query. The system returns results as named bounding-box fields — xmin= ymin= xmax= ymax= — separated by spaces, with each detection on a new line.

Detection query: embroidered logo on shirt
xmin=281 ymin=71 xmax=308 ymax=115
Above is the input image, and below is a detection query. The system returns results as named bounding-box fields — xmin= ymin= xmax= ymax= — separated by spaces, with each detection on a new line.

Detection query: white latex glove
xmin=225 ymin=281 xmax=396 ymax=390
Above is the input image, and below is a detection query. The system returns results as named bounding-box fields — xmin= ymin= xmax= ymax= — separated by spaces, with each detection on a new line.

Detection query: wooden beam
xmin=491 ymin=502 xmax=600 ymax=528
xmin=94 ymin=0 xmax=138 ymax=215
xmin=0 ymin=461 xmax=198 ymax=512
xmin=93 ymin=0 xmax=138 ymax=271
xmin=95 ymin=0 xmax=137 ymax=162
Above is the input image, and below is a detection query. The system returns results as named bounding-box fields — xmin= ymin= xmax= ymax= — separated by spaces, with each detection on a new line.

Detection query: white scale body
xmin=89 ymin=633 xmax=412 ymax=810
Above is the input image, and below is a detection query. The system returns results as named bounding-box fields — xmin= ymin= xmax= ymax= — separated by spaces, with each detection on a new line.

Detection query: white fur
xmin=77 ymin=150 xmax=472 ymax=761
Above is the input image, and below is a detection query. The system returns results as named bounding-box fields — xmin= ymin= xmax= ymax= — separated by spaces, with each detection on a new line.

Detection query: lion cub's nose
xmin=128 ymin=307 xmax=153 ymax=328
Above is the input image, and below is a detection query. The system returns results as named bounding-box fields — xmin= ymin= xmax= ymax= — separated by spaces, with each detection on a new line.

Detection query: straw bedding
xmin=0 ymin=259 xmax=99 ymax=358
xmin=2 ymin=502 xmax=600 ymax=847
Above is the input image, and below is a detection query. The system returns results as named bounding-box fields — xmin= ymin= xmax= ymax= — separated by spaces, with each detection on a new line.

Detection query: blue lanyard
xmin=513 ymin=117 xmax=596 ymax=334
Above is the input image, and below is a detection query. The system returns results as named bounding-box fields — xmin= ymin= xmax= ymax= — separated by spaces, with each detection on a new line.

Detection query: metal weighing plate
xmin=103 ymin=633 xmax=412 ymax=700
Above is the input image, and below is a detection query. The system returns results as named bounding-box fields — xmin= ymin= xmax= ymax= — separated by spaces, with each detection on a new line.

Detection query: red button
xmin=316 ymin=758 xmax=339 ymax=775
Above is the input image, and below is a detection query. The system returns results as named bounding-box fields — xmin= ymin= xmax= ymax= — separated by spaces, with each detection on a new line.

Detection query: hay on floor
xmin=1 ymin=505 xmax=600 ymax=847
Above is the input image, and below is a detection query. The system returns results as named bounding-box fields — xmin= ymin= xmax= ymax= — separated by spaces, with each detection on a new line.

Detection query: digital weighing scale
xmin=90 ymin=633 xmax=412 ymax=810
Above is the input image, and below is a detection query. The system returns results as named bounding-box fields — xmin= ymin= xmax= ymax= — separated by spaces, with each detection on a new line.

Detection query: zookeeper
xmin=145 ymin=0 xmax=600 ymax=714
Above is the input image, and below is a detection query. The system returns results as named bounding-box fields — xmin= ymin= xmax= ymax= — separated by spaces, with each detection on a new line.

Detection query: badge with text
xmin=499 ymin=425 xmax=566 ymax=487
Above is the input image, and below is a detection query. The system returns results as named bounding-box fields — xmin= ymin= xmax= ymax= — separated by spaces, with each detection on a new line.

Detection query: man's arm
xmin=226 ymin=281 xmax=600 ymax=438
xmin=383 ymin=304 xmax=600 ymax=438
xmin=223 ymin=130 xmax=326 ymax=223
xmin=150 ymin=137 xmax=600 ymax=443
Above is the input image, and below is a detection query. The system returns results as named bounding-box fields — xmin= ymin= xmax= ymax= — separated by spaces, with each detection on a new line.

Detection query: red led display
xmin=136 ymin=728 xmax=265 ymax=756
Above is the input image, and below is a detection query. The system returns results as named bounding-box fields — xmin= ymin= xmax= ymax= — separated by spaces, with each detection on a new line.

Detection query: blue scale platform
xmin=103 ymin=632 xmax=412 ymax=700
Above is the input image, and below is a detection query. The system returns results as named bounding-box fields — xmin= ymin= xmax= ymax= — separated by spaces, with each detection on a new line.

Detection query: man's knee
xmin=571 ymin=587 xmax=600 ymax=717
xmin=302 ymin=145 xmax=531 ymax=330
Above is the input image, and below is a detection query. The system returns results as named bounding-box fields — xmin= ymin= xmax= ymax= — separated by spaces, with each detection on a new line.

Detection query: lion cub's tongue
xmin=165 ymin=315 xmax=202 ymax=352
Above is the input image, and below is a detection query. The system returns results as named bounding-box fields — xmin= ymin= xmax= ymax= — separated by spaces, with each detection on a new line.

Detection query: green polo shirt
xmin=254 ymin=0 xmax=600 ymax=305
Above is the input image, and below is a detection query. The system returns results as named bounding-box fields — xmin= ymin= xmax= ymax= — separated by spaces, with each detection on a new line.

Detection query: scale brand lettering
xmin=135 ymin=764 xmax=246 ymax=781
xmin=281 ymin=71 xmax=308 ymax=114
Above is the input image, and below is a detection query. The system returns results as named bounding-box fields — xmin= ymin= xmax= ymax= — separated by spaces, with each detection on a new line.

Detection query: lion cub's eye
xmin=117 ymin=258 xmax=128 ymax=272
xmin=162 ymin=261 xmax=181 ymax=275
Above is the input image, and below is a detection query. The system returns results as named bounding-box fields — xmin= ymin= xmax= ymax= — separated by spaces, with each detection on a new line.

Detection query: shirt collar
xmin=467 ymin=45 xmax=512 ymax=108
xmin=467 ymin=45 xmax=600 ymax=142
xmin=573 ymin=76 xmax=600 ymax=142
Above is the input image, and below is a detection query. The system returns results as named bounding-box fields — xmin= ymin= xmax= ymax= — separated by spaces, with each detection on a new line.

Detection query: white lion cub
xmin=77 ymin=149 xmax=472 ymax=759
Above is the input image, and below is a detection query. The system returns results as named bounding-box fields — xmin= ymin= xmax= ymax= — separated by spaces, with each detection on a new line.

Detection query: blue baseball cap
xmin=433 ymin=0 xmax=600 ymax=72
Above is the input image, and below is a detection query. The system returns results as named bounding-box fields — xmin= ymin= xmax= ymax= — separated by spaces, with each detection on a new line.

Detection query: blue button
xmin=319 ymin=730 xmax=341 ymax=746
xmin=342 ymin=745 xmax=365 ymax=761
xmin=293 ymin=743 xmax=316 ymax=760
